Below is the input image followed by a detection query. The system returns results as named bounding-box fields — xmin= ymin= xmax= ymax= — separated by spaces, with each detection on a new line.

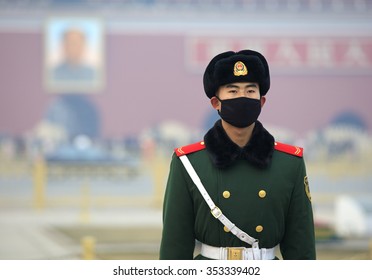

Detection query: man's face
xmin=63 ymin=29 xmax=86 ymax=63
xmin=211 ymin=82 xmax=266 ymax=128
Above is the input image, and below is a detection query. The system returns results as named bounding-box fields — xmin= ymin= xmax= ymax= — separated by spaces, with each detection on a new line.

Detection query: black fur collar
xmin=203 ymin=120 xmax=275 ymax=169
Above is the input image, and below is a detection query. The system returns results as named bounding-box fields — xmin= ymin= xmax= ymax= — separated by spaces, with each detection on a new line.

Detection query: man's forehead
xmin=223 ymin=82 xmax=259 ymax=88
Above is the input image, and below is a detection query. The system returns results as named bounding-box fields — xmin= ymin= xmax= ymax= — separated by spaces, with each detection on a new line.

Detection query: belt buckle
xmin=210 ymin=206 xmax=222 ymax=219
xmin=227 ymin=247 xmax=244 ymax=260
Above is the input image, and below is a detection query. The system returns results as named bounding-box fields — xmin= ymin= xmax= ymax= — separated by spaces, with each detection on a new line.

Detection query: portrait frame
xmin=43 ymin=17 xmax=105 ymax=93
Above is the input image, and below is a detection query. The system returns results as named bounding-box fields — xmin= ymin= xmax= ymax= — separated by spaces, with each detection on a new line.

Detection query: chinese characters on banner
xmin=185 ymin=36 xmax=372 ymax=75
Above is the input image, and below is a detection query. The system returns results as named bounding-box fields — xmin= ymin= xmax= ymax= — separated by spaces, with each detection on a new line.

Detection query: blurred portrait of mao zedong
xmin=45 ymin=18 xmax=104 ymax=93
xmin=53 ymin=28 xmax=96 ymax=81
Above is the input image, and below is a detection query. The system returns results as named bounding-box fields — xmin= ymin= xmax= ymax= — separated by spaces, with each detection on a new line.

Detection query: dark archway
xmin=45 ymin=95 xmax=101 ymax=140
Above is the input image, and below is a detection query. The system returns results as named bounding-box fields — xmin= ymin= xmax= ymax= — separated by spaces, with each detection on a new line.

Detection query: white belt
xmin=179 ymin=155 xmax=258 ymax=247
xmin=201 ymin=243 xmax=276 ymax=260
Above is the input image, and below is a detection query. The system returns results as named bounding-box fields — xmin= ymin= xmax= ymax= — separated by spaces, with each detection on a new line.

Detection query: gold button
xmin=222 ymin=191 xmax=230 ymax=199
xmin=223 ymin=226 xmax=230 ymax=232
xmin=258 ymin=190 xmax=266 ymax=198
xmin=200 ymin=141 xmax=205 ymax=145
xmin=256 ymin=225 xmax=263 ymax=233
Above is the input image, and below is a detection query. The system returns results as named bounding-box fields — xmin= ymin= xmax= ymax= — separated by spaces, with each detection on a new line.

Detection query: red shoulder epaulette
xmin=175 ymin=141 xmax=206 ymax=157
xmin=274 ymin=141 xmax=303 ymax=157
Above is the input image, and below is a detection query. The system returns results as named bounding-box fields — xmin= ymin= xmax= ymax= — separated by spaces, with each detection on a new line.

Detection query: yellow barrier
xmin=32 ymin=158 xmax=46 ymax=210
xmin=81 ymin=236 xmax=96 ymax=260
xmin=152 ymin=156 xmax=168 ymax=208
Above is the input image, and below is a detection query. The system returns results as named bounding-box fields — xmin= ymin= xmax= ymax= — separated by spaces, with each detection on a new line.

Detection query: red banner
xmin=185 ymin=36 xmax=372 ymax=74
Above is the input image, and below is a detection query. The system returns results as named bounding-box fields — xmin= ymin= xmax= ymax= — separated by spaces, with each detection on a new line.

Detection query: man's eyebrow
xmin=245 ymin=84 xmax=258 ymax=88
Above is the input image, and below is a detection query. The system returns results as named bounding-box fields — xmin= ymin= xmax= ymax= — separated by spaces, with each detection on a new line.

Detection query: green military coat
xmin=159 ymin=120 xmax=316 ymax=260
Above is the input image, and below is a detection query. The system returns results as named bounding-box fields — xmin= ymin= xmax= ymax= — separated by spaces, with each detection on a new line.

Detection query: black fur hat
xmin=203 ymin=49 xmax=270 ymax=98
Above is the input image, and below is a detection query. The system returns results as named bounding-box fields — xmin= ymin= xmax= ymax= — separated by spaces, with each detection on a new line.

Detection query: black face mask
xmin=217 ymin=96 xmax=261 ymax=128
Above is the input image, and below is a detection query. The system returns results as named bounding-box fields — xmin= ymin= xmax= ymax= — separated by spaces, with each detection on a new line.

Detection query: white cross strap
xmin=178 ymin=154 xmax=258 ymax=247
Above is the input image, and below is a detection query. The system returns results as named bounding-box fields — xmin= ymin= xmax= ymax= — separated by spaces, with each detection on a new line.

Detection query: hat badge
xmin=234 ymin=61 xmax=248 ymax=76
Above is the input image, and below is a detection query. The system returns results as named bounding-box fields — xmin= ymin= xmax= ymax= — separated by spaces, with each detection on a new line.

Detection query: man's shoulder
xmin=274 ymin=141 xmax=303 ymax=158
xmin=174 ymin=141 xmax=206 ymax=157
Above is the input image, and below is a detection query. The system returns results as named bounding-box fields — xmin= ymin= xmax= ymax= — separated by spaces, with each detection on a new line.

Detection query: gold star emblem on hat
xmin=234 ymin=61 xmax=248 ymax=76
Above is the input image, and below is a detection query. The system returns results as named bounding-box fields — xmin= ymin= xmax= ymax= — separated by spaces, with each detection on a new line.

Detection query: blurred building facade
xmin=0 ymin=0 xmax=371 ymax=144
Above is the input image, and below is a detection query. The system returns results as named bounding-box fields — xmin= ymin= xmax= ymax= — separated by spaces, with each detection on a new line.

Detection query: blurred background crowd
xmin=0 ymin=0 xmax=372 ymax=260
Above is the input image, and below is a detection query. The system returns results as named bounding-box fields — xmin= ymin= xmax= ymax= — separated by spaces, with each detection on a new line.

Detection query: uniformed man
xmin=159 ymin=50 xmax=316 ymax=260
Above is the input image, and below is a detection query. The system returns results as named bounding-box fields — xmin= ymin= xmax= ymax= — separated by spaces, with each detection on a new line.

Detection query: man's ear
xmin=210 ymin=96 xmax=220 ymax=110
xmin=260 ymin=96 xmax=266 ymax=108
